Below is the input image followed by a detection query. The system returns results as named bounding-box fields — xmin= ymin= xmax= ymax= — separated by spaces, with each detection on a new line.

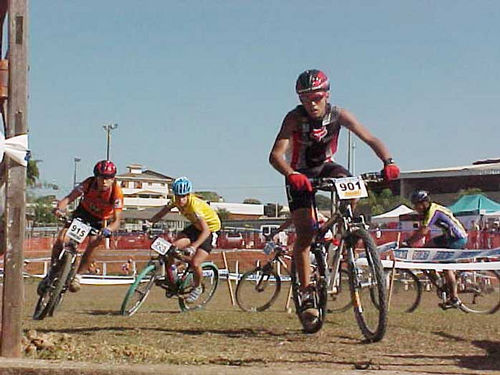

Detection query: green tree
xmin=195 ymin=191 xmax=222 ymax=202
xmin=356 ymin=188 xmax=408 ymax=217
xmin=243 ymin=198 xmax=261 ymax=205
xmin=216 ymin=208 xmax=231 ymax=221
xmin=26 ymin=159 xmax=40 ymax=187
xmin=32 ymin=195 xmax=57 ymax=225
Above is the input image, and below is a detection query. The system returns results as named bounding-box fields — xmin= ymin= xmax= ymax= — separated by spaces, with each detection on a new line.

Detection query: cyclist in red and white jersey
xmin=39 ymin=160 xmax=123 ymax=294
xmin=269 ymin=69 xmax=400 ymax=320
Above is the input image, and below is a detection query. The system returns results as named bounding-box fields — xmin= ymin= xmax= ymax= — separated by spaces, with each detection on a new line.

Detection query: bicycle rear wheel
xmin=179 ymin=263 xmax=219 ymax=311
xmin=236 ymin=267 xmax=281 ymax=312
xmin=387 ymin=269 xmax=422 ymax=313
xmin=347 ymin=228 xmax=387 ymax=342
xmin=33 ymin=252 xmax=72 ymax=320
xmin=290 ymin=246 xmax=328 ymax=334
xmin=120 ymin=264 xmax=158 ymax=316
xmin=457 ymin=270 xmax=500 ymax=314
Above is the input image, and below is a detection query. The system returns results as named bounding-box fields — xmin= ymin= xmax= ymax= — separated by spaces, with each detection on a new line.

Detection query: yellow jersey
xmin=171 ymin=194 xmax=221 ymax=232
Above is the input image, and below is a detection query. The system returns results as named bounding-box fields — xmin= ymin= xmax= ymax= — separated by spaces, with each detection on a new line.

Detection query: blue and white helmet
xmin=172 ymin=176 xmax=192 ymax=196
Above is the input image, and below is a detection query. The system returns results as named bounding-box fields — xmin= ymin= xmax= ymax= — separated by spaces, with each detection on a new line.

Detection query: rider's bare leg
xmin=77 ymin=234 xmax=102 ymax=274
xmin=190 ymin=248 xmax=209 ymax=287
xmin=291 ymin=207 xmax=315 ymax=289
xmin=444 ymin=270 xmax=458 ymax=300
xmin=51 ymin=228 xmax=68 ymax=264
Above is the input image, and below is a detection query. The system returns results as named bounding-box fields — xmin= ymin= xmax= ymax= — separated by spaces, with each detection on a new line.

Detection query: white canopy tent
xmin=371 ymin=205 xmax=414 ymax=225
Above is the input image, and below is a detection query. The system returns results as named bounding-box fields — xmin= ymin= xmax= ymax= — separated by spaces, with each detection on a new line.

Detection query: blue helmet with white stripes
xmin=172 ymin=177 xmax=192 ymax=196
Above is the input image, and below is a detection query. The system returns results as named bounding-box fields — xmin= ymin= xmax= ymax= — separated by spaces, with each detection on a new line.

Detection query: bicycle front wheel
xmin=179 ymin=263 xmax=219 ymax=312
xmin=457 ymin=270 xmax=500 ymax=314
xmin=33 ymin=252 xmax=73 ymax=320
xmin=387 ymin=269 xmax=422 ymax=313
xmin=120 ymin=264 xmax=158 ymax=316
xmin=347 ymin=228 xmax=387 ymax=342
xmin=236 ymin=267 xmax=281 ymax=312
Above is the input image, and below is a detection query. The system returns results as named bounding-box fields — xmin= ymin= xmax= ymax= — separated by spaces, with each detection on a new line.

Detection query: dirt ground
xmin=4 ymin=279 xmax=500 ymax=374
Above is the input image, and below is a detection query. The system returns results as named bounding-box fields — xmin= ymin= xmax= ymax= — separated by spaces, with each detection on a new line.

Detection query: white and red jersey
xmin=285 ymin=104 xmax=342 ymax=171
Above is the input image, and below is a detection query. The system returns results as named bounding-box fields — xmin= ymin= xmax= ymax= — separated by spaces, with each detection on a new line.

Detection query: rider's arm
xmin=339 ymin=109 xmax=393 ymax=163
xmin=55 ymin=186 xmax=83 ymax=211
xmin=406 ymin=225 xmax=430 ymax=246
xmin=269 ymin=113 xmax=296 ymax=177
xmin=191 ymin=217 xmax=210 ymax=250
xmin=150 ymin=203 xmax=173 ymax=224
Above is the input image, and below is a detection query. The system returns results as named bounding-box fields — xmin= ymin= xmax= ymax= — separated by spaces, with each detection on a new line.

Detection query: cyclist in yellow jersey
xmin=151 ymin=177 xmax=221 ymax=303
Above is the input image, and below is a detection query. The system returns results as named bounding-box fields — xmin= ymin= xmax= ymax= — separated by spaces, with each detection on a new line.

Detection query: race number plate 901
xmin=334 ymin=176 xmax=368 ymax=200
xmin=66 ymin=219 xmax=92 ymax=244
xmin=150 ymin=237 xmax=173 ymax=256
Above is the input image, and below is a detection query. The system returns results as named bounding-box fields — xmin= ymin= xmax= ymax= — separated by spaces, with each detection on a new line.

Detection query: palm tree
xmin=26 ymin=159 xmax=40 ymax=187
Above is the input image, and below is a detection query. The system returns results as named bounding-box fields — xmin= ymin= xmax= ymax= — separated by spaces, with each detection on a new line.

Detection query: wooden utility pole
xmin=1 ymin=0 xmax=28 ymax=357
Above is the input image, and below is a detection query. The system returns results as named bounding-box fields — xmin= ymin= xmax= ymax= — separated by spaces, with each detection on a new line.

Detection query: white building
xmin=116 ymin=164 xmax=174 ymax=210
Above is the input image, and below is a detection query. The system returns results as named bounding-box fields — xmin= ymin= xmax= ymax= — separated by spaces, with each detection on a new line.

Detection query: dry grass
xmin=15 ymin=278 xmax=500 ymax=373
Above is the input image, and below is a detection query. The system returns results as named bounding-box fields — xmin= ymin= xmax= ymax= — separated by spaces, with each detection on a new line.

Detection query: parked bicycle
xmin=120 ymin=236 xmax=219 ymax=315
xmin=305 ymin=174 xmax=387 ymax=341
xmin=235 ymin=240 xmax=292 ymax=312
xmin=33 ymin=217 xmax=100 ymax=320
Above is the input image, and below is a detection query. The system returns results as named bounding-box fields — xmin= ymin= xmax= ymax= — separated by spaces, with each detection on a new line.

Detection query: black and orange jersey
xmin=76 ymin=177 xmax=123 ymax=220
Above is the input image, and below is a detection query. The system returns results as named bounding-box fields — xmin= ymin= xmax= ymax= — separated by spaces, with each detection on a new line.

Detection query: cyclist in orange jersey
xmin=39 ymin=160 xmax=123 ymax=294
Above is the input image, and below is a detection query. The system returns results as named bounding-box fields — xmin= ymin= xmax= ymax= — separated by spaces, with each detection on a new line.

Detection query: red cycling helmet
xmin=93 ymin=160 xmax=117 ymax=178
xmin=295 ymin=69 xmax=330 ymax=94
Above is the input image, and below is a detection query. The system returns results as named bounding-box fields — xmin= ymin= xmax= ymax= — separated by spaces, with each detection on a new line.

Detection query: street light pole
xmin=73 ymin=157 xmax=81 ymax=187
xmin=102 ymin=123 xmax=118 ymax=160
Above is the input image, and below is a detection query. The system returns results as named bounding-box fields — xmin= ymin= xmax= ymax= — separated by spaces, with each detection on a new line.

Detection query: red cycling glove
xmin=382 ymin=161 xmax=400 ymax=181
xmin=287 ymin=172 xmax=313 ymax=192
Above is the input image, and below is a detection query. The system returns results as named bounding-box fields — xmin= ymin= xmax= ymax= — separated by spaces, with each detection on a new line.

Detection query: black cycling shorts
xmin=286 ymin=162 xmax=351 ymax=212
xmin=181 ymin=225 xmax=217 ymax=253
xmin=68 ymin=204 xmax=104 ymax=231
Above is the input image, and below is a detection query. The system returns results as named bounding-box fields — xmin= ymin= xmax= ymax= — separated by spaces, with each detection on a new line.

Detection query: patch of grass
xmin=20 ymin=281 xmax=500 ymax=373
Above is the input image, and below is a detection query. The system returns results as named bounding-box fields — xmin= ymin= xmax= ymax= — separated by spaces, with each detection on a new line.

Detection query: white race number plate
xmin=151 ymin=237 xmax=173 ymax=255
xmin=66 ymin=219 xmax=92 ymax=244
xmin=334 ymin=176 xmax=368 ymax=200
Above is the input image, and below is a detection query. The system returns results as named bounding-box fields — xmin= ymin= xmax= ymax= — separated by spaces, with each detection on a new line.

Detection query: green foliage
xmin=216 ymin=208 xmax=231 ymax=221
xmin=195 ymin=191 xmax=222 ymax=202
xmin=32 ymin=195 xmax=57 ymax=225
xmin=243 ymin=198 xmax=261 ymax=205
xmin=27 ymin=159 xmax=40 ymax=187
xmin=356 ymin=188 xmax=408 ymax=217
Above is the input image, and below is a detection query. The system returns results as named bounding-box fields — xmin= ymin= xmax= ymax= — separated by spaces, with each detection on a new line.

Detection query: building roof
xmin=400 ymin=161 xmax=500 ymax=179
xmin=210 ymin=202 xmax=264 ymax=216
xmin=117 ymin=170 xmax=173 ymax=181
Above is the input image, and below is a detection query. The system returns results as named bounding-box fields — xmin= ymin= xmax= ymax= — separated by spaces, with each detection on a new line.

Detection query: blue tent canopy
xmin=448 ymin=194 xmax=500 ymax=215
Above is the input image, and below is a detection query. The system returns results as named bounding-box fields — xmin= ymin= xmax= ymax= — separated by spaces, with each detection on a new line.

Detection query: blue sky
xmin=28 ymin=1 xmax=500 ymax=204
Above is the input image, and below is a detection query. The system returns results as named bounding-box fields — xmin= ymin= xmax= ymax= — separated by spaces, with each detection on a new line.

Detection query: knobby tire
xmin=120 ymin=264 xmax=157 ymax=316
xmin=236 ymin=267 xmax=281 ymax=312
xmin=347 ymin=228 xmax=387 ymax=342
